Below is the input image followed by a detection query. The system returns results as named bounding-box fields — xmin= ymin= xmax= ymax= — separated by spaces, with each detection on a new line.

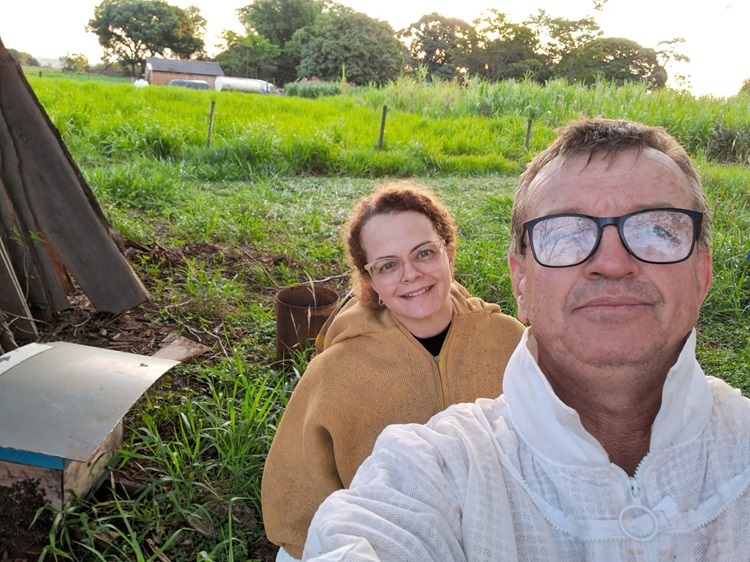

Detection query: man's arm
xmin=303 ymin=423 xmax=468 ymax=562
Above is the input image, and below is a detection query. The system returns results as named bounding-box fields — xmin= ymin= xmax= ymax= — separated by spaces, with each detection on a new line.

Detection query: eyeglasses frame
xmin=363 ymin=239 xmax=448 ymax=280
xmin=522 ymin=207 xmax=704 ymax=268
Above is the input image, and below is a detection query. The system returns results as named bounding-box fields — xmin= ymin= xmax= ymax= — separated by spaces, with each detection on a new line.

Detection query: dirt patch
xmin=0 ymin=480 xmax=53 ymax=559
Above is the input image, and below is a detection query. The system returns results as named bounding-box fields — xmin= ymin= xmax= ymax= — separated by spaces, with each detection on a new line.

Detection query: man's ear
xmin=509 ymin=254 xmax=529 ymax=324
xmin=696 ymin=249 xmax=713 ymax=305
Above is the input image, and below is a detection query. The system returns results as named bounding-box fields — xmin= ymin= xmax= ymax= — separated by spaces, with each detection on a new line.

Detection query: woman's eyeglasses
xmin=364 ymin=240 xmax=447 ymax=282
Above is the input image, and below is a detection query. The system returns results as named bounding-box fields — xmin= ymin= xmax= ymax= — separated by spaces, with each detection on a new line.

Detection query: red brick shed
xmin=144 ymin=58 xmax=224 ymax=87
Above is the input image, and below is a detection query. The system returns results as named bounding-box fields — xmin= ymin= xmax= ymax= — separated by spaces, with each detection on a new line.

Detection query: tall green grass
xmin=30 ymin=74 xmax=750 ymax=196
xmin=19 ymin=74 xmax=749 ymax=560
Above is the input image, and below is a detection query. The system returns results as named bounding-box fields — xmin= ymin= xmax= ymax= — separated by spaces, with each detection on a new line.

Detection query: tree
xmin=398 ymin=13 xmax=474 ymax=80
xmin=164 ymin=4 xmax=206 ymax=59
xmin=87 ymin=0 xmax=206 ymax=79
xmin=525 ymin=10 xmax=602 ymax=81
xmin=567 ymin=37 xmax=665 ymax=88
xmin=7 ymin=49 xmax=40 ymax=67
xmin=654 ymin=38 xmax=689 ymax=91
xmin=237 ymin=0 xmax=326 ymax=85
xmin=289 ymin=11 xmax=403 ymax=85
xmin=238 ymin=0 xmax=324 ymax=47
xmin=215 ymin=30 xmax=280 ymax=80
xmin=60 ymin=53 xmax=90 ymax=73
xmin=462 ymin=10 xmax=544 ymax=82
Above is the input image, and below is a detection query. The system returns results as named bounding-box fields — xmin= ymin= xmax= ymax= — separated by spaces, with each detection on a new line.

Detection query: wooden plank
xmin=0 ymin=40 xmax=149 ymax=313
xmin=153 ymin=334 xmax=210 ymax=361
xmin=0 ymin=161 xmax=62 ymax=320
xmin=0 ymin=237 xmax=37 ymax=341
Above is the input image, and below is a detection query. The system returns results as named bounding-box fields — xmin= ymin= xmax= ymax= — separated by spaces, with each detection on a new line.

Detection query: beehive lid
xmin=0 ymin=342 xmax=178 ymax=465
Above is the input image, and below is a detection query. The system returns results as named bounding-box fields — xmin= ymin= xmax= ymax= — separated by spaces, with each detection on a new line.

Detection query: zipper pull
xmin=629 ymin=476 xmax=641 ymax=499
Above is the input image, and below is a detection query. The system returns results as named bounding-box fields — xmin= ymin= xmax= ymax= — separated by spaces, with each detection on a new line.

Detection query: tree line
xmin=23 ymin=0 xmax=693 ymax=91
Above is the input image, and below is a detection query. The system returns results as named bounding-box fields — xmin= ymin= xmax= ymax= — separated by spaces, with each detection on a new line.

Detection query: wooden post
xmin=206 ymin=100 xmax=215 ymax=147
xmin=525 ymin=117 xmax=533 ymax=151
xmin=377 ymin=105 xmax=387 ymax=151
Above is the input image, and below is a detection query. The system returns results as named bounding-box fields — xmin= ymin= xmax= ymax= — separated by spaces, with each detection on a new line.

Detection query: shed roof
xmin=145 ymin=57 xmax=224 ymax=77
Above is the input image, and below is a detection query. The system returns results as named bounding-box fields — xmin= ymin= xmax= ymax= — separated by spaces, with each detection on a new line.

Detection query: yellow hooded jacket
xmin=261 ymin=282 xmax=525 ymax=558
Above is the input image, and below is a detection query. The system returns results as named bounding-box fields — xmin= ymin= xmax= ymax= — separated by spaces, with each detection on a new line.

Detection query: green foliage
xmin=238 ymin=0 xmax=326 ymax=85
xmin=86 ymin=0 xmax=207 ymax=78
xmin=8 ymin=48 xmax=40 ymax=67
xmin=461 ymin=10 xmax=544 ymax=82
xmin=567 ymin=37 xmax=664 ymax=88
xmin=221 ymin=5 xmax=692 ymax=89
xmin=214 ymin=31 xmax=280 ymax=81
xmin=30 ymin=72 xmax=750 ymax=173
xmin=59 ymin=53 xmax=90 ymax=73
xmin=238 ymin=0 xmax=324 ymax=48
xmin=398 ymin=12 xmax=474 ymax=80
xmin=525 ymin=10 xmax=603 ymax=69
xmin=284 ymin=80 xmax=342 ymax=98
xmin=290 ymin=11 xmax=403 ymax=85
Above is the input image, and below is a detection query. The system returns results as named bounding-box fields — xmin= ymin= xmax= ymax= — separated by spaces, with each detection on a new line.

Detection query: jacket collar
xmin=322 ymin=282 xmax=480 ymax=349
xmin=503 ymin=328 xmax=712 ymax=467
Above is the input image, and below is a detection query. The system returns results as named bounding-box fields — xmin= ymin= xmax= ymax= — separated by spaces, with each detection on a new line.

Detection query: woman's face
xmin=361 ymin=211 xmax=455 ymax=338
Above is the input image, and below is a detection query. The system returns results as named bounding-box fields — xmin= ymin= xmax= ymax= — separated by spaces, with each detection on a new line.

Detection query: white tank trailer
xmin=214 ymin=76 xmax=276 ymax=94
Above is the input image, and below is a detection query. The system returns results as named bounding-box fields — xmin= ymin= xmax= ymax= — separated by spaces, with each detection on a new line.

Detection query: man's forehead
xmin=530 ymin=147 xmax=685 ymax=195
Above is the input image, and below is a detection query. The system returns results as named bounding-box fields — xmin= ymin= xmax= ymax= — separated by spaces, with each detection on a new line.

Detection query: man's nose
xmin=584 ymin=225 xmax=638 ymax=276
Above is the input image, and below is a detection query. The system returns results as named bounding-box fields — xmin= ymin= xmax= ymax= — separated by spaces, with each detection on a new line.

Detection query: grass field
xmin=14 ymin=71 xmax=750 ymax=560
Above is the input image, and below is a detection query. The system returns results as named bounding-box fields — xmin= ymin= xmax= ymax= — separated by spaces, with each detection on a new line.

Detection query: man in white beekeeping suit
xmin=301 ymin=118 xmax=750 ymax=561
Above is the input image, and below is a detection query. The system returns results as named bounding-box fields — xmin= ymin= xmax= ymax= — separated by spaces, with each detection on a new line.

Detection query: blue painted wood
xmin=0 ymin=446 xmax=68 ymax=469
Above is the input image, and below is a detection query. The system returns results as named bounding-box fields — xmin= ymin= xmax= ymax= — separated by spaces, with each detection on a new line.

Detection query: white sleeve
xmin=302 ymin=422 xmax=469 ymax=562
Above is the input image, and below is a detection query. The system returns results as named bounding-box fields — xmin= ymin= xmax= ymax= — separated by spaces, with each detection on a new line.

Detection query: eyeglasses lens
xmin=623 ymin=210 xmax=694 ymax=263
xmin=532 ymin=216 xmax=598 ymax=266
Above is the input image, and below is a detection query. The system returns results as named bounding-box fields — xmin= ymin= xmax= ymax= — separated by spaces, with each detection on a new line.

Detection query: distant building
xmin=144 ymin=58 xmax=223 ymax=87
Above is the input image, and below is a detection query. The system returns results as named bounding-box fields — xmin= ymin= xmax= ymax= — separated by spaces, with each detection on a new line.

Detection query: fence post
xmin=377 ymin=105 xmax=387 ymax=150
xmin=525 ymin=117 xmax=533 ymax=151
xmin=206 ymin=100 xmax=216 ymax=147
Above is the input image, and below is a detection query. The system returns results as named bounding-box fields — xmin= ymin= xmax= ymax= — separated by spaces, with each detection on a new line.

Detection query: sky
xmin=1 ymin=0 xmax=747 ymax=98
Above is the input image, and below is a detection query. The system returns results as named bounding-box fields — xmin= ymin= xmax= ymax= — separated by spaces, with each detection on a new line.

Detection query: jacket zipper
xmin=629 ymin=476 xmax=642 ymax=504
xmin=435 ymin=354 xmax=449 ymax=409
xmin=623 ymin=469 xmax=661 ymax=561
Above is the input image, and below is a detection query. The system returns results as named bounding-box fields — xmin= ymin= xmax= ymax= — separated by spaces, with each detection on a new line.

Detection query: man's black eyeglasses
xmin=523 ymin=208 xmax=703 ymax=268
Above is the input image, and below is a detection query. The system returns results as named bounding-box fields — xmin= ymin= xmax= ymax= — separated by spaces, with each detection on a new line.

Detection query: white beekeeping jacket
xmin=304 ymin=329 xmax=750 ymax=561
